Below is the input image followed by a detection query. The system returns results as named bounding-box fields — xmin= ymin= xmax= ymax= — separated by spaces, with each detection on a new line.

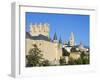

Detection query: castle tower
xmin=69 ymin=32 xmax=74 ymax=46
xmin=43 ymin=23 xmax=49 ymax=37
xmin=29 ymin=23 xmax=49 ymax=37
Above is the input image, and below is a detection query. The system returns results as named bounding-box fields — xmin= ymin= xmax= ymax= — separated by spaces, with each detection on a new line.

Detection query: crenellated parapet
xmin=29 ymin=23 xmax=49 ymax=37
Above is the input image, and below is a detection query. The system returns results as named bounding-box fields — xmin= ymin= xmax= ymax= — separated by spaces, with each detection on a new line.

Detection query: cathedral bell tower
xmin=69 ymin=32 xmax=74 ymax=46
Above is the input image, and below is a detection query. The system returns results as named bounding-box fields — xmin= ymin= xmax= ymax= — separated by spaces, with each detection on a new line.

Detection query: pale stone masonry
xmin=26 ymin=39 xmax=62 ymax=62
xmin=26 ymin=23 xmax=62 ymax=63
xmin=29 ymin=23 xmax=49 ymax=37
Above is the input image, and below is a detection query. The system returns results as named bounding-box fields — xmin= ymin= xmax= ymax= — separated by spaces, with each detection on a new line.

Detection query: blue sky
xmin=25 ymin=12 xmax=89 ymax=46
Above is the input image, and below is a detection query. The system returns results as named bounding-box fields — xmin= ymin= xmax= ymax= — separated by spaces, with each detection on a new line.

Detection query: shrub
xmin=42 ymin=60 xmax=50 ymax=66
xmin=59 ymin=57 xmax=66 ymax=65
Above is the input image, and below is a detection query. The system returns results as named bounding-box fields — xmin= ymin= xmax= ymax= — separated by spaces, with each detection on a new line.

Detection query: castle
xmin=26 ymin=23 xmax=89 ymax=65
xmin=26 ymin=23 xmax=63 ymax=65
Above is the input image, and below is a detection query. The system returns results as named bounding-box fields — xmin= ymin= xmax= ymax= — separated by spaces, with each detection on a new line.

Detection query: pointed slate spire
xmin=53 ymin=32 xmax=57 ymax=40
xmin=59 ymin=36 xmax=62 ymax=44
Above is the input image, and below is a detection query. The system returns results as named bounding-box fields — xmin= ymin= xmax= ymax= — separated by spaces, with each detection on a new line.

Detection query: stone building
xmin=26 ymin=23 xmax=62 ymax=64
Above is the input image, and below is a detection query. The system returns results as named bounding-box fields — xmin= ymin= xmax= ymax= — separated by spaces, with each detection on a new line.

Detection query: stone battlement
xmin=29 ymin=23 xmax=49 ymax=37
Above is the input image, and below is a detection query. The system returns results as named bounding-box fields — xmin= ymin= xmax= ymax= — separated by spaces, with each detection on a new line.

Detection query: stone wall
xmin=25 ymin=39 xmax=62 ymax=62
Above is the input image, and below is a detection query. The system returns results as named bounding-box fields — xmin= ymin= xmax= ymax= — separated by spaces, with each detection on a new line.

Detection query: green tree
xmin=81 ymin=51 xmax=90 ymax=64
xmin=42 ymin=59 xmax=50 ymax=66
xmin=83 ymin=58 xmax=89 ymax=64
xmin=68 ymin=58 xmax=82 ymax=65
xmin=59 ymin=57 xmax=66 ymax=65
xmin=26 ymin=44 xmax=44 ymax=67
xmin=74 ymin=58 xmax=83 ymax=64
xmin=68 ymin=57 xmax=76 ymax=65
xmin=68 ymin=51 xmax=90 ymax=65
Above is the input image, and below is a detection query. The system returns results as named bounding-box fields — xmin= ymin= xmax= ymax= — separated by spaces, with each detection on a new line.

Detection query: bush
xmin=59 ymin=57 xmax=66 ymax=65
xmin=68 ymin=53 xmax=89 ymax=65
xmin=82 ymin=57 xmax=89 ymax=64
xmin=81 ymin=51 xmax=90 ymax=64
xmin=68 ymin=58 xmax=76 ymax=65
xmin=68 ymin=58 xmax=82 ymax=65
xmin=74 ymin=58 xmax=83 ymax=64
xmin=42 ymin=60 xmax=50 ymax=66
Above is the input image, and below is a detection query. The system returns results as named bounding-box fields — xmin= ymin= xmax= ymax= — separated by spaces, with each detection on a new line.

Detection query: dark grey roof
xmin=26 ymin=32 xmax=50 ymax=41
xmin=26 ymin=32 xmax=31 ymax=39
